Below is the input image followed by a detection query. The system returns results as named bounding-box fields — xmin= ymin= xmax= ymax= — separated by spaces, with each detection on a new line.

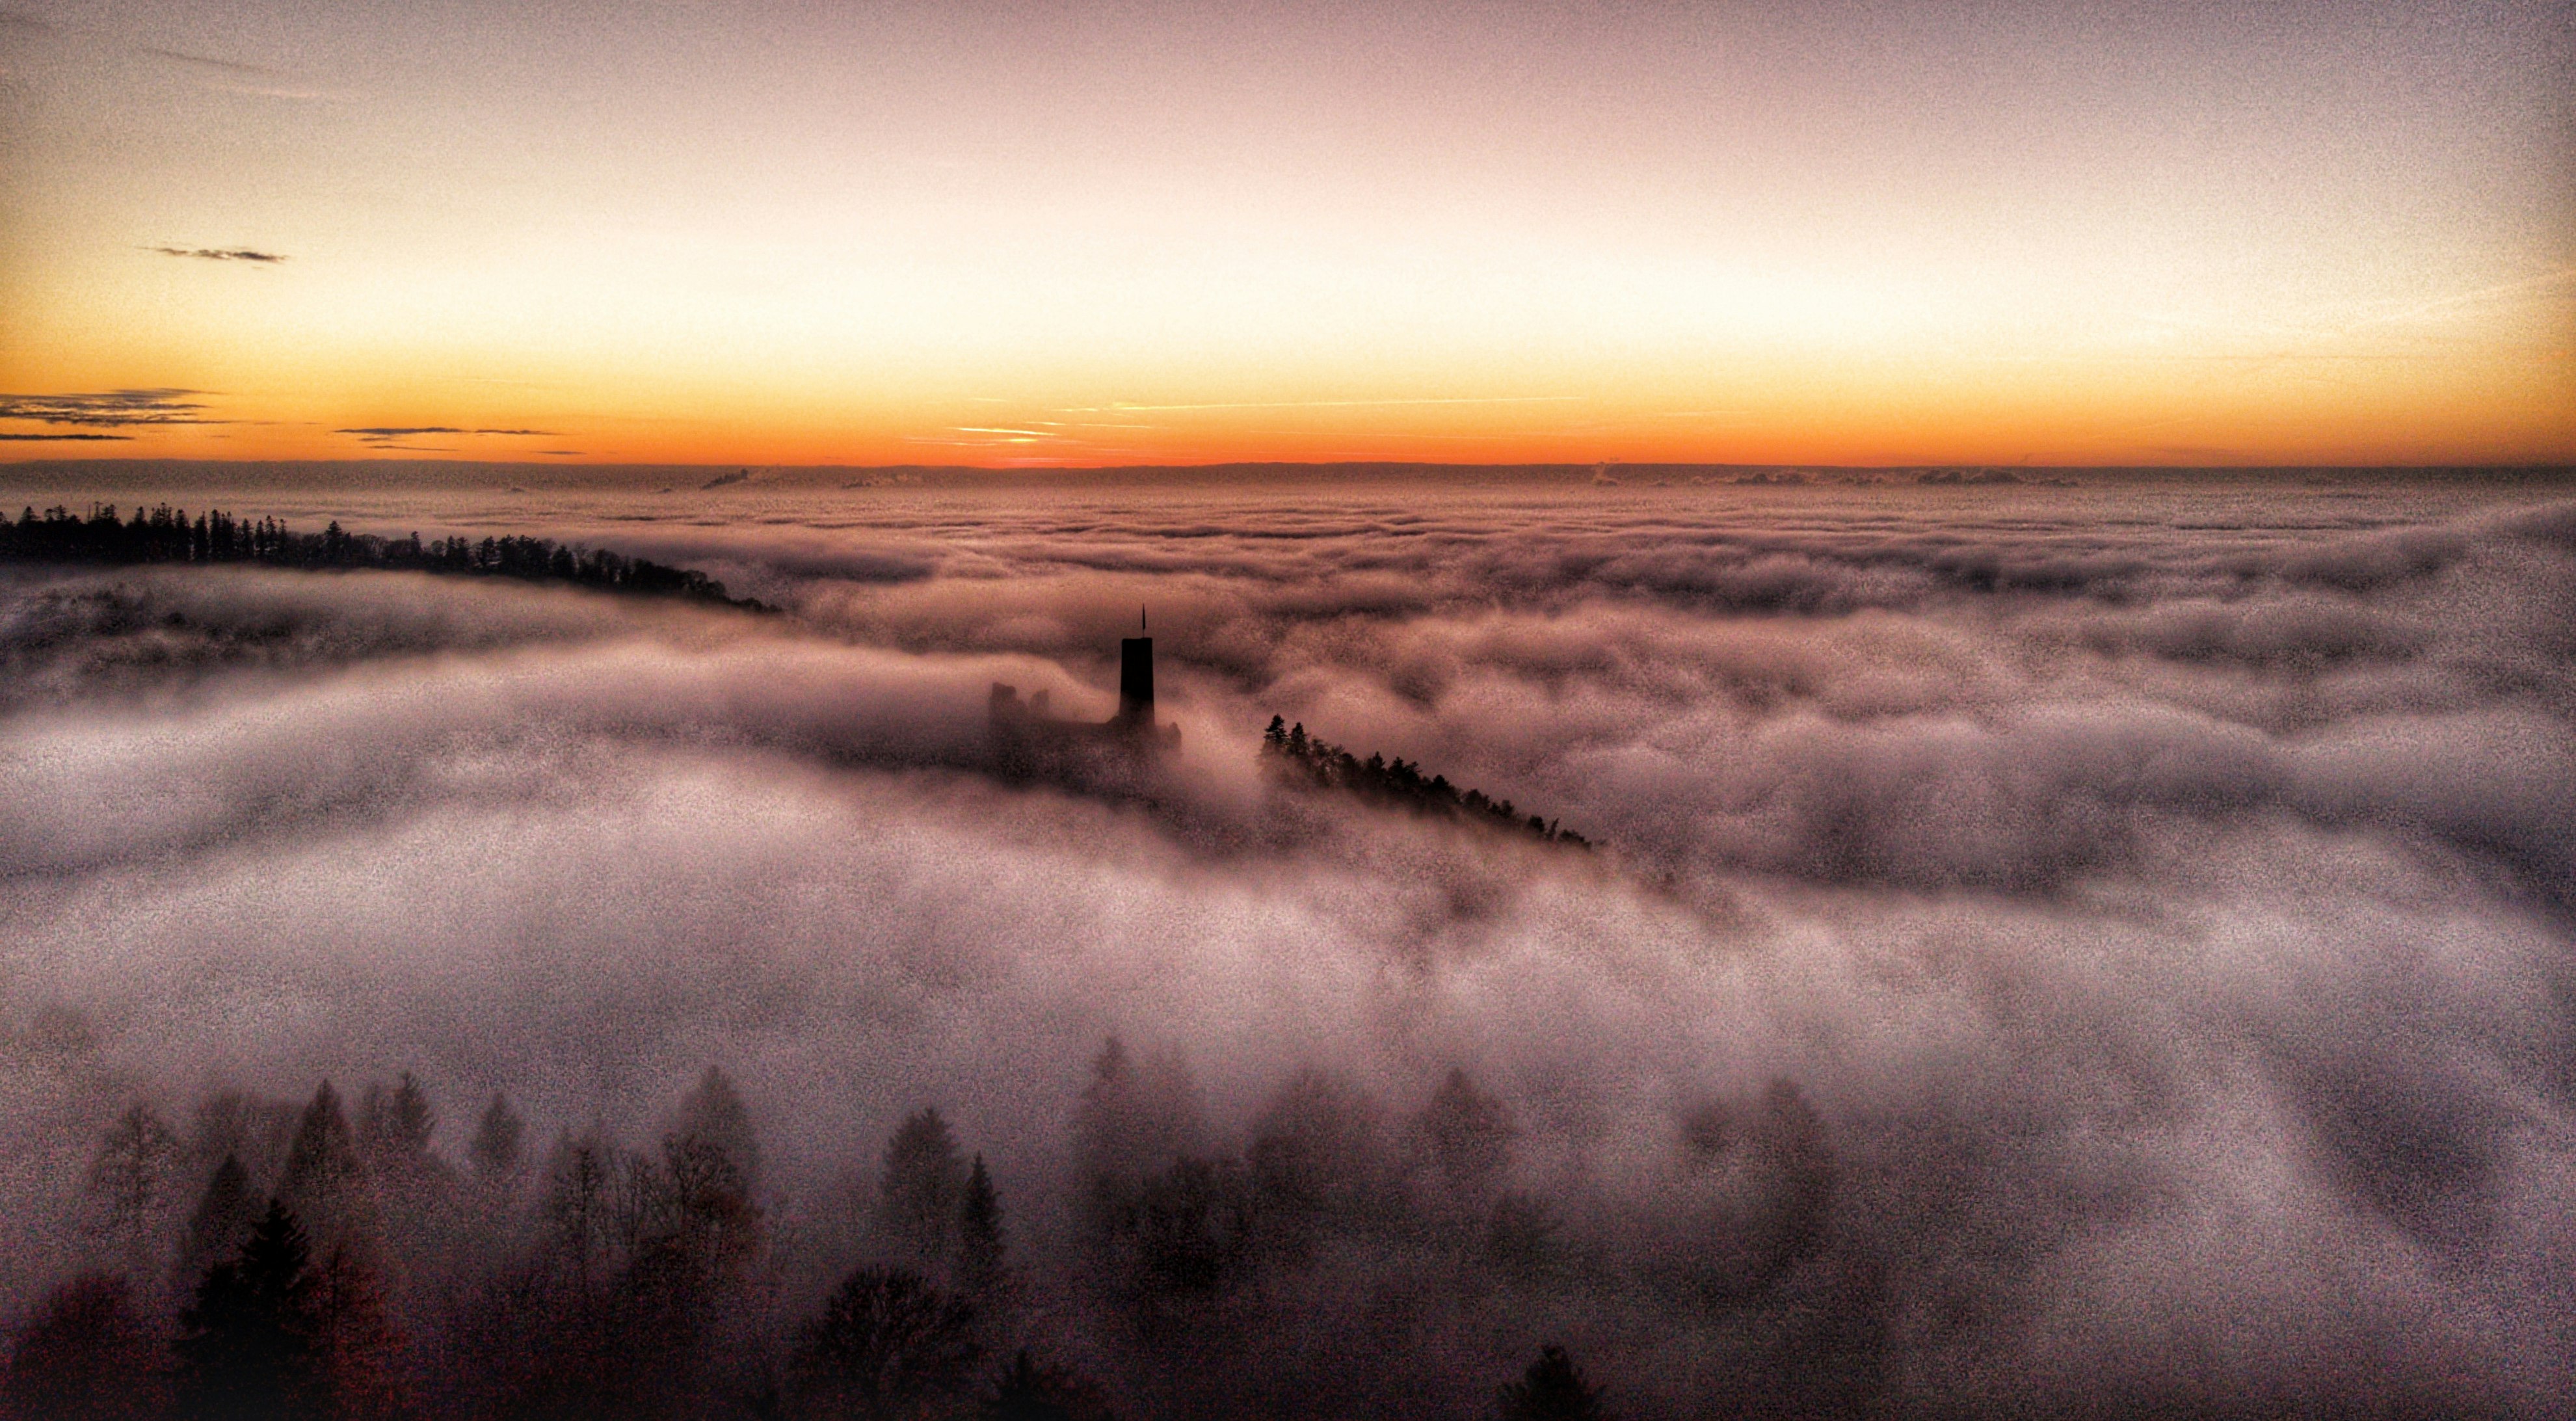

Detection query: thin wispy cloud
xmin=147 ymin=245 xmax=287 ymax=263
xmin=337 ymin=427 xmax=559 ymax=438
xmin=337 ymin=426 xmax=561 ymax=451
xmin=0 ymin=388 xmax=215 ymax=427
xmin=137 ymin=42 xmax=351 ymax=100
xmin=209 ymin=81 xmax=352 ymax=101
xmin=2342 ymin=265 xmax=2576 ymax=334
xmin=1063 ymin=395 xmax=1589 ymax=414
xmin=0 ymin=432 xmax=129 ymax=441
xmin=137 ymin=44 xmax=276 ymax=77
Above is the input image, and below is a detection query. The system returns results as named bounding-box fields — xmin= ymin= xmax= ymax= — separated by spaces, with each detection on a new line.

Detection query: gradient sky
xmin=1 ymin=0 xmax=2569 ymax=467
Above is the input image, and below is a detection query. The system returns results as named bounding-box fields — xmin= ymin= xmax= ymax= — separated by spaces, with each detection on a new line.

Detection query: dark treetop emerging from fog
xmin=1 ymin=503 xmax=771 ymax=613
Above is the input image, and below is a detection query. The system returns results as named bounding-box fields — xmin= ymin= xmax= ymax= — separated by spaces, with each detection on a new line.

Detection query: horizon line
xmin=6 ymin=457 xmax=2575 ymax=476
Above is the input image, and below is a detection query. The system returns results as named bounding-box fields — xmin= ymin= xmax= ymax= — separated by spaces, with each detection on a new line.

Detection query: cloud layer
xmin=2 ymin=478 xmax=2572 ymax=1415
xmin=145 ymin=246 xmax=287 ymax=263
xmin=0 ymin=390 xmax=214 ymax=429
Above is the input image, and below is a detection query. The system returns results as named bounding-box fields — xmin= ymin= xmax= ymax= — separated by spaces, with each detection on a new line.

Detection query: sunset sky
xmin=2 ymin=0 xmax=2569 ymax=467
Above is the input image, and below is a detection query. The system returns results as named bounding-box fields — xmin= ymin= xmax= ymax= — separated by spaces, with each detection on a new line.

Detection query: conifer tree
xmin=876 ymin=1109 xmax=967 ymax=1267
xmin=466 ymin=1094 xmax=526 ymax=1186
xmin=83 ymin=1102 xmax=179 ymax=1275
xmin=179 ymin=1155 xmax=261 ymax=1289
xmin=1072 ymin=1038 xmax=1202 ymax=1210
xmin=956 ymin=1154 xmax=1008 ymax=1301
xmin=1246 ymin=1069 xmax=1388 ymax=1231
xmin=1497 ymin=1344 xmax=1610 ymax=1421
xmin=279 ymin=1082 xmax=377 ymax=1259
xmin=358 ymin=1073 xmax=438 ymax=1183
xmin=176 ymin=1201 xmax=325 ymax=1420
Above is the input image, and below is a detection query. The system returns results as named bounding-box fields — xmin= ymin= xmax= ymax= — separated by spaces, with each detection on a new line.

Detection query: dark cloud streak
xmin=0 ymin=389 xmax=215 ymax=427
xmin=137 ymin=44 xmax=276 ymax=77
xmin=146 ymin=245 xmax=287 ymax=263
xmin=336 ymin=428 xmax=561 ymax=451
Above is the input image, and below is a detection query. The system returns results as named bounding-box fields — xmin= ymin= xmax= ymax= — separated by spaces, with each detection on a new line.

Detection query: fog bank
xmin=4 ymin=479 xmax=2572 ymax=1416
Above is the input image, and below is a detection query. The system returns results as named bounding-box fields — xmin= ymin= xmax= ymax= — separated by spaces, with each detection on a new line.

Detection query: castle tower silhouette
xmin=989 ymin=609 xmax=1179 ymax=770
xmin=1118 ymin=613 xmax=1154 ymax=726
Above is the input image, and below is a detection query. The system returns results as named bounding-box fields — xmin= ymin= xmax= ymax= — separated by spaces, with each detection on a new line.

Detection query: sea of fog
xmin=2 ymin=471 xmax=2572 ymax=1416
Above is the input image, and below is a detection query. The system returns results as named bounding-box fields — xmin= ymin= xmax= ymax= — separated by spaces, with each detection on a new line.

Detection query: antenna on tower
xmin=1141 ymin=604 xmax=1147 ymax=632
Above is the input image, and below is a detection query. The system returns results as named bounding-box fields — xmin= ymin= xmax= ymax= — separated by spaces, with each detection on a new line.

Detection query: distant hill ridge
xmin=2 ymin=503 xmax=772 ymax=613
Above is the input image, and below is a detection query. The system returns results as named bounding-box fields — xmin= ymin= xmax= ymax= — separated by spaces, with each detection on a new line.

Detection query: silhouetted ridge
xmin=2 ymin=503 xmax=772 ymax=613
xmin=1260 ymin=715 xmax=1593 ymax=849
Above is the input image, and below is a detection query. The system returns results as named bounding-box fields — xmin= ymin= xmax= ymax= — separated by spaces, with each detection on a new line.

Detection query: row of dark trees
xmin=1 ymin=505 xmax=771 ymax=613
xmin=1261 ymin=717 xmax=1594 ymax=850
xmin=7 ymin=1046 xmax=1724 ymax=1419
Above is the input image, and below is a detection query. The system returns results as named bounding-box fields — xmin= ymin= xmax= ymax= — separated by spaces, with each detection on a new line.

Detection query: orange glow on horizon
xmin=3 ymin=1 xmax=2569 ymax=468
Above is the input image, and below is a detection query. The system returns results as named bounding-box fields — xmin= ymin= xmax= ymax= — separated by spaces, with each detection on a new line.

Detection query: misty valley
xmin=3 ymin=475 xmax=2574 ymax=1418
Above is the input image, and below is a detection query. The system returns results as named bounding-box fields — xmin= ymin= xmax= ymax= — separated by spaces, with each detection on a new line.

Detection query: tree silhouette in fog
xmin=1072 ymin=1036 xmax=1204 ymax=1244
xmin=187 ymin=1092 xmax=300 ymax=1197
xmin=627 ymin=1093 xmax=765 ymax=1409
xmin=956 ymin=1154 xmax=1010 ymax=1305
xmin=537 ymin=1130 xmax=618 ymax=1301
xmin=176 ymin=1200 xmax=325 ymax=1419
xmin=179 ymin=1154 xmax=261 ymax=1293
xmin=83 ymin=1102 xmax=179 ymax=1277
xmin=3 ymin=1050 xmax=1878 ymax=1418
xmin=1497 ymin=1344 xmax=1611 ymax=1421
xmin=658 ymin=1121 xmax=761 ymax=1276
xmin=1260 ymin=715 xmax=1593 ymax=849
xmin=1245 ymin=1068 xmax=1392 ymax=1261
xmin=980 ymin=1349 xmax=1118 ymax=1421
xmin=0 ymin=503 xmax=771 ymax=612
xmin=358 ymin=1074 xmax=438 ymax=1179
xmin=4 ymin=1273 xmax=168 ymax=1421
xmin=279 ymin=1082 xmax=377 ymax=1260
xmin=310 ymin=1244 xmax=408 ymax=1421
xmin=466 ymin=1093 xmax=526 ymax=1187
xmin=1106 ymin=1156 xmax=1259 ymax=1318
xmin=475 ymin=1075 xmax=768 ymax=1419
xmin=674 ymin=1065 xmax=764 ymax=1196
xmin=789 ymin=1268 xmax=981 ymax=1418
xmin=876 ymin=1108 xmax=968 ymax=1269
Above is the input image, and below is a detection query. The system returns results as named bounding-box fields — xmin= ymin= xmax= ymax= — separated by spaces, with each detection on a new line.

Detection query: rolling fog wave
xmin=3 ymin=480 xmax=2573 ymax=1416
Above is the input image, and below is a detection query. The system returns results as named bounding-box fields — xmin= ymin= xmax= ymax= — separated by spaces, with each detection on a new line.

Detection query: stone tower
xmin=1118 ymin=634 xmax=1154 ymax=726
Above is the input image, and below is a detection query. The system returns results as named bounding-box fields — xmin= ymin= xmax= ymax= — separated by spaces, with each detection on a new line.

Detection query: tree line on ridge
xmin=1 ymin=504 xmax=770 ymax=613
xmin=1262 ymin=717 xmax=1594 ymax=850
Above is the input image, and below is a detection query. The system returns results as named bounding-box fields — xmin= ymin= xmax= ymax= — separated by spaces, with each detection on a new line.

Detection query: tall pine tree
xmin=175 ymin=1201 xmax=325 ymax=1420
